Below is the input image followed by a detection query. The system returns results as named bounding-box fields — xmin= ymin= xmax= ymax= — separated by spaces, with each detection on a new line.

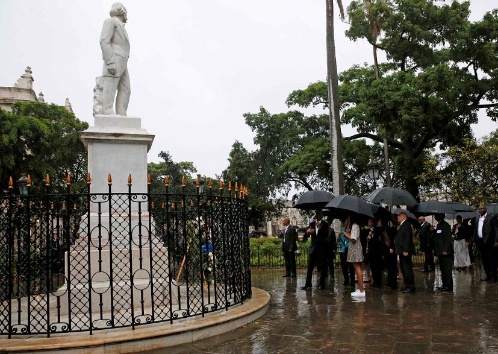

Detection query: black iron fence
xmin=0 ymin=176 xmax=251 ymax=338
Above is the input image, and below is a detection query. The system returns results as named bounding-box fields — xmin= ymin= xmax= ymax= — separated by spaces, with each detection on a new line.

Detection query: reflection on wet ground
xmin=146 ymin=266 xmax=498 ymax=353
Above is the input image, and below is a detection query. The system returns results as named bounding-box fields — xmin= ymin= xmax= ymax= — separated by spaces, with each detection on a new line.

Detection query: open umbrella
xmin=414 ymin=200 xmax=472 ymax=216
xmin=392 ymin=208 xmax=418 ymax=222
xmin=366 ymin=187 xmax=418 ymax=208
xmin=324 ymin=195 xmax=375 ymax=220
xmin=294 ymin=190 xmax=335 ymax=210
xmin=485 ymin=203 xmax=498 ymax=214
xmin=370 ymin=203 xmax=391 ymax=222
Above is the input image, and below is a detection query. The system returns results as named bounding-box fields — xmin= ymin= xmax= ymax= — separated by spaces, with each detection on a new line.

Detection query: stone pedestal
xmin=80 ymin=115 xmax=155 ymax=206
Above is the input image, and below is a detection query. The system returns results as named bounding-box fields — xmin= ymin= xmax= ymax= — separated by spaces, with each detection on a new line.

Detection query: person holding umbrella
xmin=301 ymin=211 xmax=329 ymax=291
xmin=433 ymin=213 xmax=454 ymax=291
xmin=395 ymin=211 xmax=416 ymax=293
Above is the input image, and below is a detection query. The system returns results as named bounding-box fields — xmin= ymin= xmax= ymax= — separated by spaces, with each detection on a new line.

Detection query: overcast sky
xmin=1 ymin=0 xmax=495 ymax=178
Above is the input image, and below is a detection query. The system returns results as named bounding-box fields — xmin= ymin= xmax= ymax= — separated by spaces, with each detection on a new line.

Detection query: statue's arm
xmin=100 ymin=18 xmax=117 ymax=68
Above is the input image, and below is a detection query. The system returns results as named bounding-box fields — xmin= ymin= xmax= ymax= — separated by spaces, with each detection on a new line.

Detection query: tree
xmin=291 ymin=1 xmax=498 ymax=197
xmin=222 ymin=141 xmax=276 ymax=229
xmin=0 ymin=102 xmax=88 ymax=192
xmin=147 ymin=151 xmax=198 ymax=194
xmin=418 ymin=133 xmax=498 ymax=206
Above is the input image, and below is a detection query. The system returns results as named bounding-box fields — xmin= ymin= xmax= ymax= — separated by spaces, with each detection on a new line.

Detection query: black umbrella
xmin=447 ymin=210 xmax=478 ymax=220
xmin=392 ymin=208 xmax=418 ymax=222
xmin=414 ymin=200 xmax=472 ymax=216
xmin=294 ymin=190 xmax=335 ymax=210
xmin=485 ymin=203 xmax=498 ymax=214
xmin=324 ymin=195 xmax=375 ymax=220
xmin=366 ymin=187 xmax=418 ymax=208
xmin=370 ymin=203 xmax=391 ymax=221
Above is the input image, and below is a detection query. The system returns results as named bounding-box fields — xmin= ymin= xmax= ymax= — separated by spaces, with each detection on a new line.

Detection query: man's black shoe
xmin=437 ymin=286 xmax=453 ymax=292
xmin=301 ymin=285 xmax=312 ymax=290
xmin=480 ymin=278 xmax=490 ymax=282
xmin=402 ymin=288 xmax=415 ymax=293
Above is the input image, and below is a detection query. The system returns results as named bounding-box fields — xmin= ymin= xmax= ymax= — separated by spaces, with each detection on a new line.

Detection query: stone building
xmin=0 ymin=66 xmax=73 ymax=113
xmin=266 ymin=200 xmax=310 ymax=237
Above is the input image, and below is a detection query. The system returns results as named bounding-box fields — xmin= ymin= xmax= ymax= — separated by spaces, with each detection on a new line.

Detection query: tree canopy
xmin=287 ymin=0 xmax=498 ymax=198
xmin=223 ymin=0 xmax=498 ymax=212
xmin=0 ymin=102 xmax=88 ymax=192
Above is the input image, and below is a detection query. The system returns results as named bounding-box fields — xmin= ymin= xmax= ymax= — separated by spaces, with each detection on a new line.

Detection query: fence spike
xmin=86 ymin=173 xmax=91 ymax=185
xmin=164 ymin=176 xmax=169 ymax=187
xmin=66 ymin=172 xmax=71 ymax=186
xmin=45 ymin=174 xmax=50 ymax=186
xmin=147 ymin=174 xmax=152 ymax=185
xmin=128 ymin=174 xmax=132 ymax=186
xmin=108 ymin=174 xmax=112 ymax=185
xmin=8 ymin=176 xmax=13 ymax=189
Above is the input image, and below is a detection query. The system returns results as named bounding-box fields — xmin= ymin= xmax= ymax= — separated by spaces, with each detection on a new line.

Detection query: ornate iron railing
xmin=0 ymin=175 xmax=251 ymax=338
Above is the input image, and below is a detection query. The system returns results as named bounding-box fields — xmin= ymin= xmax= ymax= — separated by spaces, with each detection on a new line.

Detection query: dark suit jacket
xmin=419 ymin=221 xmax=432 ymax=252
xmin=474 ymin=213 xmax=497 ymax=245
xmin=282 ymin=225 xmax=298 ymax=252
xmin=395 ymin=220 xmax=414 ymax=256
xmin=308 ymin=220 xmax=328 ymax=255
xmin=433 ymin=220 xmax=453 ymax=256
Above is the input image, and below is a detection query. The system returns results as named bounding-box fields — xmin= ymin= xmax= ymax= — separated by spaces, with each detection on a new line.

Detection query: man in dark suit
xmin=418 ymin=216 xmax=435 ymax=272
xmin=282 ymin=217 xmax=298 ymax=277
xmin=301 ymin=211 xmax=329 ymax=290
xmin=433 ymin=213 xmax=454 ymax=291
xmin=474 ymin=205 xmax=498 ymax=282
xmin=395 ymin=212 xmax=415 ymax=293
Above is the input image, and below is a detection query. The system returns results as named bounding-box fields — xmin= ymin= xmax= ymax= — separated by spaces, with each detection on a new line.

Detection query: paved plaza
xmin=150 ymin=266 xmax=498 ymax=354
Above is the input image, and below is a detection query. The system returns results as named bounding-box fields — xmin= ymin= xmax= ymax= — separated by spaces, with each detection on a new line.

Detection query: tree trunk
xmin=326 ymin=0 xmax=344 ymax=195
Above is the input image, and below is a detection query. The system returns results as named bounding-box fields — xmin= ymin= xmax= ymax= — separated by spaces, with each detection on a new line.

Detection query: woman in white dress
xmin=344 ymin=215 xmax=365 ymax=297
xmin=452 ymin=215 xmax=471 ymax=270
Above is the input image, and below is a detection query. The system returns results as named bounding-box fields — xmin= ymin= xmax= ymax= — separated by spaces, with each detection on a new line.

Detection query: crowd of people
xmin=281 ymin=205 xmax=498 ymax=297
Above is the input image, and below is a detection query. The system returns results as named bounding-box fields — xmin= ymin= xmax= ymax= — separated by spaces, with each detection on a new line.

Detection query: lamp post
xmin=367 ymin=159 xmax=381 ymax=190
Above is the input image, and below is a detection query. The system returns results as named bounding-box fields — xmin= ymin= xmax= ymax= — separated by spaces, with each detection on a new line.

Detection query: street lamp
xmin=366 ymin=159 xmax=380 ymax=190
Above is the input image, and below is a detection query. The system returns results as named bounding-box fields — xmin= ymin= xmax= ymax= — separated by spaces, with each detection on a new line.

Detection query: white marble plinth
xmin=80 ymin=115 xmax=154 ymax=213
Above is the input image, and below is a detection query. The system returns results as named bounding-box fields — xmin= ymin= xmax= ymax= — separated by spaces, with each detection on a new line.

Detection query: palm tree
xmin=363 ymin=0 xmax=392 ymax=187
xmin=326 ymin=0 xmax=345 ymax=195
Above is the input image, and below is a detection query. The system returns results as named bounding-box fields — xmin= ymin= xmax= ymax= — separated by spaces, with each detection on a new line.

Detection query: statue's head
xmin=110 ymin=3 xmax=127 ymax=22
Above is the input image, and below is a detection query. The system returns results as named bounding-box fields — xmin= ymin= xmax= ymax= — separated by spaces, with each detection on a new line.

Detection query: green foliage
xmin=0 ymin=102 xmax=88 ymax=193
xmin=148 ymin=151 xmax=199 ymax=194
xmin=418 ymin=133 xmax=498 ymax=206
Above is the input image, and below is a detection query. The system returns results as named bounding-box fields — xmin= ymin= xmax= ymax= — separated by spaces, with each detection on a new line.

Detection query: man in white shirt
xmin=475 ymin=206 xmax=498 ymax=282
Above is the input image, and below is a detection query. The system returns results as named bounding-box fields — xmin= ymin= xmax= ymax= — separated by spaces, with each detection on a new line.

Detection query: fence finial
xmin=66 ymin=172 xmax=71 ymax=186
xmin=86 ymin=173 xmax=91 ymax=185
xmin=108 ymin=174 xmax=112 ymax=185
xmin=128 ymin=174 xmax=132 ymax=186
xmin=45 ymin=174 xmax=51 ymax=187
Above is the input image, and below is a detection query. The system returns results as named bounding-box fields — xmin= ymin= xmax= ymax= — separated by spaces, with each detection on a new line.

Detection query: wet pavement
xmin=147 ymin=266 xmax=498 ymax=353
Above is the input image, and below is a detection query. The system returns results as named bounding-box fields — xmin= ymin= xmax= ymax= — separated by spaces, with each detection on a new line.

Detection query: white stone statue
xmin=93 ymin=2 xmax=131 ymax=117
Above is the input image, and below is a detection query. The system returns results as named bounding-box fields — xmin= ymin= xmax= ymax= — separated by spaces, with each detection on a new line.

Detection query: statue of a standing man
xmin=96 ymin=2 xmax=131 ymax=116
